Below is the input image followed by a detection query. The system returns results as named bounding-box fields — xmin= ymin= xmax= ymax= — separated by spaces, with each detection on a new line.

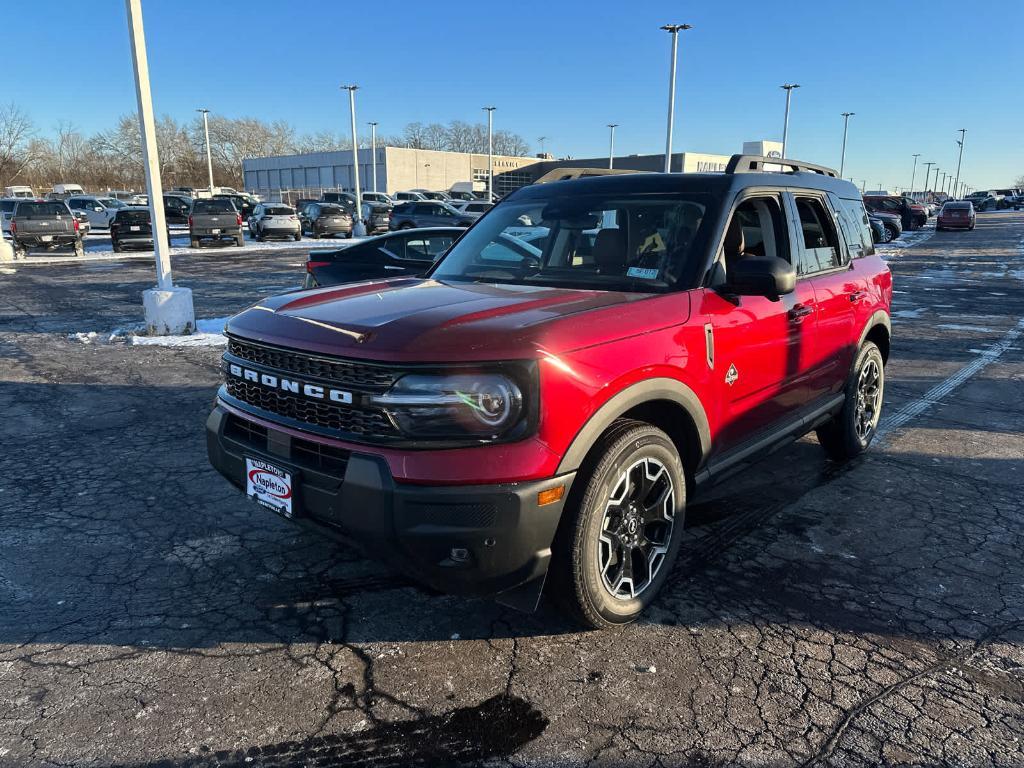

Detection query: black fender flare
xmin=555 ymin=377 xmax=711 ymax=475
xmin=858 ymin=310 xmax=892 ymax=358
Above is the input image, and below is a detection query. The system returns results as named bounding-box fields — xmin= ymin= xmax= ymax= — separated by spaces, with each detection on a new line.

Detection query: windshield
xmin=17 ymin=202 xmax=70 ymax=217
xmin=193 ymin=199 xmax=236 ymax=214
xmin=99 ymin=198 xmax=126 ymax=208
xmin=430 ymin=192 xmax=709 ymax=293
xmin=117 ymin=209 xmax=151 ymax=224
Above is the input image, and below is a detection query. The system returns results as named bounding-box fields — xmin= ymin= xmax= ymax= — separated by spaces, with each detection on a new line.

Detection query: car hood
xmin=226 ymin=278 xmax=685 ymax=362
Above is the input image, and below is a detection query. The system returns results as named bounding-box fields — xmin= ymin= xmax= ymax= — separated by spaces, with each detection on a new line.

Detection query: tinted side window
xmin=794 ymin=197 xmax=842 ymax=275
xmin=404 ymin=235 xmax=454 ymax=260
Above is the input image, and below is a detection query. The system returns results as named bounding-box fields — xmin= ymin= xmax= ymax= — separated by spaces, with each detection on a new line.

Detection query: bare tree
xmin=0 ymin=103 xmax=36 ymax=187
xmin=1014 ymin=174 xmax=1024 ymax=190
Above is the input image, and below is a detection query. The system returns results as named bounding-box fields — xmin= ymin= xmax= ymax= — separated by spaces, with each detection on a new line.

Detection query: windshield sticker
xmin=626 ymin=267 xmax=659 ymax=280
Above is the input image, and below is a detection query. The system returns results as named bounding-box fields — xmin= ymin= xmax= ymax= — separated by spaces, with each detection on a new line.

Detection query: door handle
xmin=849 ymin=290 xmax=867 ymax=303
xmin=788 ymin=304 xmax=813 ymax=322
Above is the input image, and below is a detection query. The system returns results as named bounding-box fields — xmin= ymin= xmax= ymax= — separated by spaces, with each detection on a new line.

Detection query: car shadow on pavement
xmin=108 ymin=693 xmax=548 ymax=768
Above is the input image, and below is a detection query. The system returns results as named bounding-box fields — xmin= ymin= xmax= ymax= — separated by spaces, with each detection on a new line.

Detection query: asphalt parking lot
xmin=1 ymin=212 xmax=1022 ymax=767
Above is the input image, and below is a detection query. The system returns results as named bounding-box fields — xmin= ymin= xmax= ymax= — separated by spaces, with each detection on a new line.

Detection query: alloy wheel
xmin=854 ymin=358 xmax=882 ymax=440
xmin=597 ymin=457 xmax=676 ymax=600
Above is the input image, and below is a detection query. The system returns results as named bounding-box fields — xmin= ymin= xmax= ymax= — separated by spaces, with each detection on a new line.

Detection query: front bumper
xmin=206 ymin=405 xmax=574 ymax=610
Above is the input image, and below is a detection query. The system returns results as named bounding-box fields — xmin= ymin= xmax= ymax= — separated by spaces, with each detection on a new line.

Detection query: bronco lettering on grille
xmin=228 ymin=363 xmax=353 ymax=404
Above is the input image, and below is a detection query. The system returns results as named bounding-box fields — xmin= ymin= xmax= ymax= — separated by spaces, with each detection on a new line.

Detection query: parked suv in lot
xmin=207 ymin=156 xmax=893 ymax=628
xmin=388 ymin=201 xmax=474 ymax=230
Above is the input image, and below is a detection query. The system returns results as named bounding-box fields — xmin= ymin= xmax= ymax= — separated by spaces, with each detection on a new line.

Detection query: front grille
xmin=223 ymin=414 xmax=350 ymax=475
xmin=405 ymin=501 xmax=498 ymax=528
xmin=224 ymin=414 xmax=268 ymax=448
xmin=226 ymin=378 xmax=397 ymax=437
xmin=227 ymin=338 xmax=397 ymax=391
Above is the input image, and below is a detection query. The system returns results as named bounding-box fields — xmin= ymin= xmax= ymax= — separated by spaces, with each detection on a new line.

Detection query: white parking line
xmin=879 ymin=318 xmax=1024 ymax=439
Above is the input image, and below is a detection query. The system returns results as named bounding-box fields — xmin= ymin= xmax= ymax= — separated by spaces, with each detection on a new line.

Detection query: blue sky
xmin=6 ymin=0 xmax=1022 ymax=189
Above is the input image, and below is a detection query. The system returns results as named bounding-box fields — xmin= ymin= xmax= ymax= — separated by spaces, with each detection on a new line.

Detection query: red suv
xmin=207 ymin=155 xmax=892 ymax=628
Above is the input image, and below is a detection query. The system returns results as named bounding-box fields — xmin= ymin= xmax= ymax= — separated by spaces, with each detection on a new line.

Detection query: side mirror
xmin=724 ymin=256 xmax=796 ymax=300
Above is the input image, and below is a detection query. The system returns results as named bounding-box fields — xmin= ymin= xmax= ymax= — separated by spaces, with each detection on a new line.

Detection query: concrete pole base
xmin=143 ymin=286 xmax=196 ymax=336
xmin=352 ymin=221 xmax=367 ymax=238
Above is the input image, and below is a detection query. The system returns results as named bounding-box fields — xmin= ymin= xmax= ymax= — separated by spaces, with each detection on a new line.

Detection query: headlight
xmin=370 ymin=373 xmax=524 ymax=439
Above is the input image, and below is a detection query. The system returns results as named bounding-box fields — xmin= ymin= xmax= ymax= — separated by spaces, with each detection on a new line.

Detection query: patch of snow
xmin=892 ymin=309 xmax=923 ymax=319
xmin=68 ymin=331 xmax=98 ymax=344
xmin=937 ymin=324 xmax=995 ymax=333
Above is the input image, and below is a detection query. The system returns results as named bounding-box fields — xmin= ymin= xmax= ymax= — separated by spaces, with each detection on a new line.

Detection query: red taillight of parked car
xmin=236 ymin=214 xmax=243 ymax=226
xmin=9 ymin=221 xmax=15 ymax=234
xmin=72 ymin=218 xmax=79 ymax=232
xmin=188 ymin=215 xmax=193 ymax=227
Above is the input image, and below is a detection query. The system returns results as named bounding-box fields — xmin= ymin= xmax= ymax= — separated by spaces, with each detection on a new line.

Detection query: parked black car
xmin=303 ymin=227 xmax=464 ymax=288
xmin=300 ymin=202 xmax=353 ymax=239
xmin=163 ymin=194 xmax=192 ymax=225
xmin=388 ymin=201 xmax=474 ymax=230
xmin=111 ymin=207 xmax=168 ymax=251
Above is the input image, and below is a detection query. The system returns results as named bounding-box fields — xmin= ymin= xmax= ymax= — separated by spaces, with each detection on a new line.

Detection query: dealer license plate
xmin=130 ymin=225 xmax=141 ymax=231
xmin=41 ymin=235 xmax=53 ymax=242
xmin=211 ymin=228 xmax=221 ymax=234
xmin=245 ymin=457 xmax=293 ymax=518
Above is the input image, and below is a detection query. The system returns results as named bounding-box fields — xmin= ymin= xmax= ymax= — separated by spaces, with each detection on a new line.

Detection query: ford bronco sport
xmin=207 ymin=155 xmax=892 ymax=628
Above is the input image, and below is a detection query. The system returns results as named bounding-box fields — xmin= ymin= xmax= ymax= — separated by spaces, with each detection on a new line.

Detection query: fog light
xmin=537 ymin=486 xmax=565 ymax=506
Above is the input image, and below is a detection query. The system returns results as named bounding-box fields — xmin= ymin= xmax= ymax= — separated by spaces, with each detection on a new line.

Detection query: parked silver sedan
xmin=247 ymin=203 xmax=301 ymax=241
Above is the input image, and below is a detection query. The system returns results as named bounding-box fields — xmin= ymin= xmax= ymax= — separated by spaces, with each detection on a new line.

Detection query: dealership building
xmin=242 ymin=140 xmax=783 ymax=200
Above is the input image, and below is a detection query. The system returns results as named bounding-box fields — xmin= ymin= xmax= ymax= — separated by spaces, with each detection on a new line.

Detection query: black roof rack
xmin=725 ymin=155 xmax=838 ymax=178
xmin=533 ymin=167 xmax=641 ymax=184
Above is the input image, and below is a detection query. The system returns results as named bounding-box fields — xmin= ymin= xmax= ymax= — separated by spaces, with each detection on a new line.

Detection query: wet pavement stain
xmin=121 ymin=695 xmax=548 ymax=767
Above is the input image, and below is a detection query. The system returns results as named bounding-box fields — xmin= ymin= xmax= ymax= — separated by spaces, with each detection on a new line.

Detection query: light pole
xmin=839 ymin=112 xmax=854 ymax=176
xmin=483 ymin=106 xmax=495 ymax=200
xmin=537 ymin=136 xmax=547 ymax=156
xmin=196 ymin=108 xmax=214 ymax=192
xmin=368 ymin=121 xmax=378 ymax=193
xmin=922 ymin=162 xmax=935 ymax=200
xmin=127 ymin=0 xmax=193 ymax=334
xmin=341 ymin=85 xmax=364 ymax=235
xmin=780 ymin=83 xmax=801 ymax=160
xmin=860 ymin=180 xmax=866 ymax=194
xmin=953 ymin=128 xmax=966 ymax=201
xmin=909 ymin=154 xmax=920 ymax=200
xmin=607 ymin=124 xmax=618 ymax=169
xmin=661 ymin=23 xmax=692 ymax=173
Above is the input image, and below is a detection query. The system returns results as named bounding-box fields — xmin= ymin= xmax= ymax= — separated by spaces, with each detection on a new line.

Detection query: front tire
xmin=550 ymin=420 xmax=686 ymax=629
xmin=816 ymin=342 xmax=885 ymax=462
xmin=881 ymin=223 xmax=896 ymax=242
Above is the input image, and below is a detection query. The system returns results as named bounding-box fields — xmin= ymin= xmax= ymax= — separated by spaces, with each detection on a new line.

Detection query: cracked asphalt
xmin=1 ymin=212 xmax=1022 ymax=767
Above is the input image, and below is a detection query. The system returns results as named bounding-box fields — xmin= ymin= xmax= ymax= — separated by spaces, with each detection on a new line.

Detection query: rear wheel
xmin=816 ymin=341 xmax=885 ymax=462
xmin=112 ymin=239 xmax=122 ymax=252
xmin=190 ymin=237 xmax=199 ymax=248
xmin=235 ymin=234 xmax=244 ymax=247
xmin=293 ymin=232 xmax=301 ymax=241
xmin=13 ymin=242 xmax=27 ymax=259
xmin=73 ymin=239 xmax=84 ymax=257
xmin=310 ymin=227 xmax=320 ymax=239
xmin=549 ymin=420 xmax=686 ymax=629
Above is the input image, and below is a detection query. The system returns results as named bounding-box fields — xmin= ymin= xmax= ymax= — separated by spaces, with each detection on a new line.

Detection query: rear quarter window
xmin=833 ymin=195 xmax=875 ymax=259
